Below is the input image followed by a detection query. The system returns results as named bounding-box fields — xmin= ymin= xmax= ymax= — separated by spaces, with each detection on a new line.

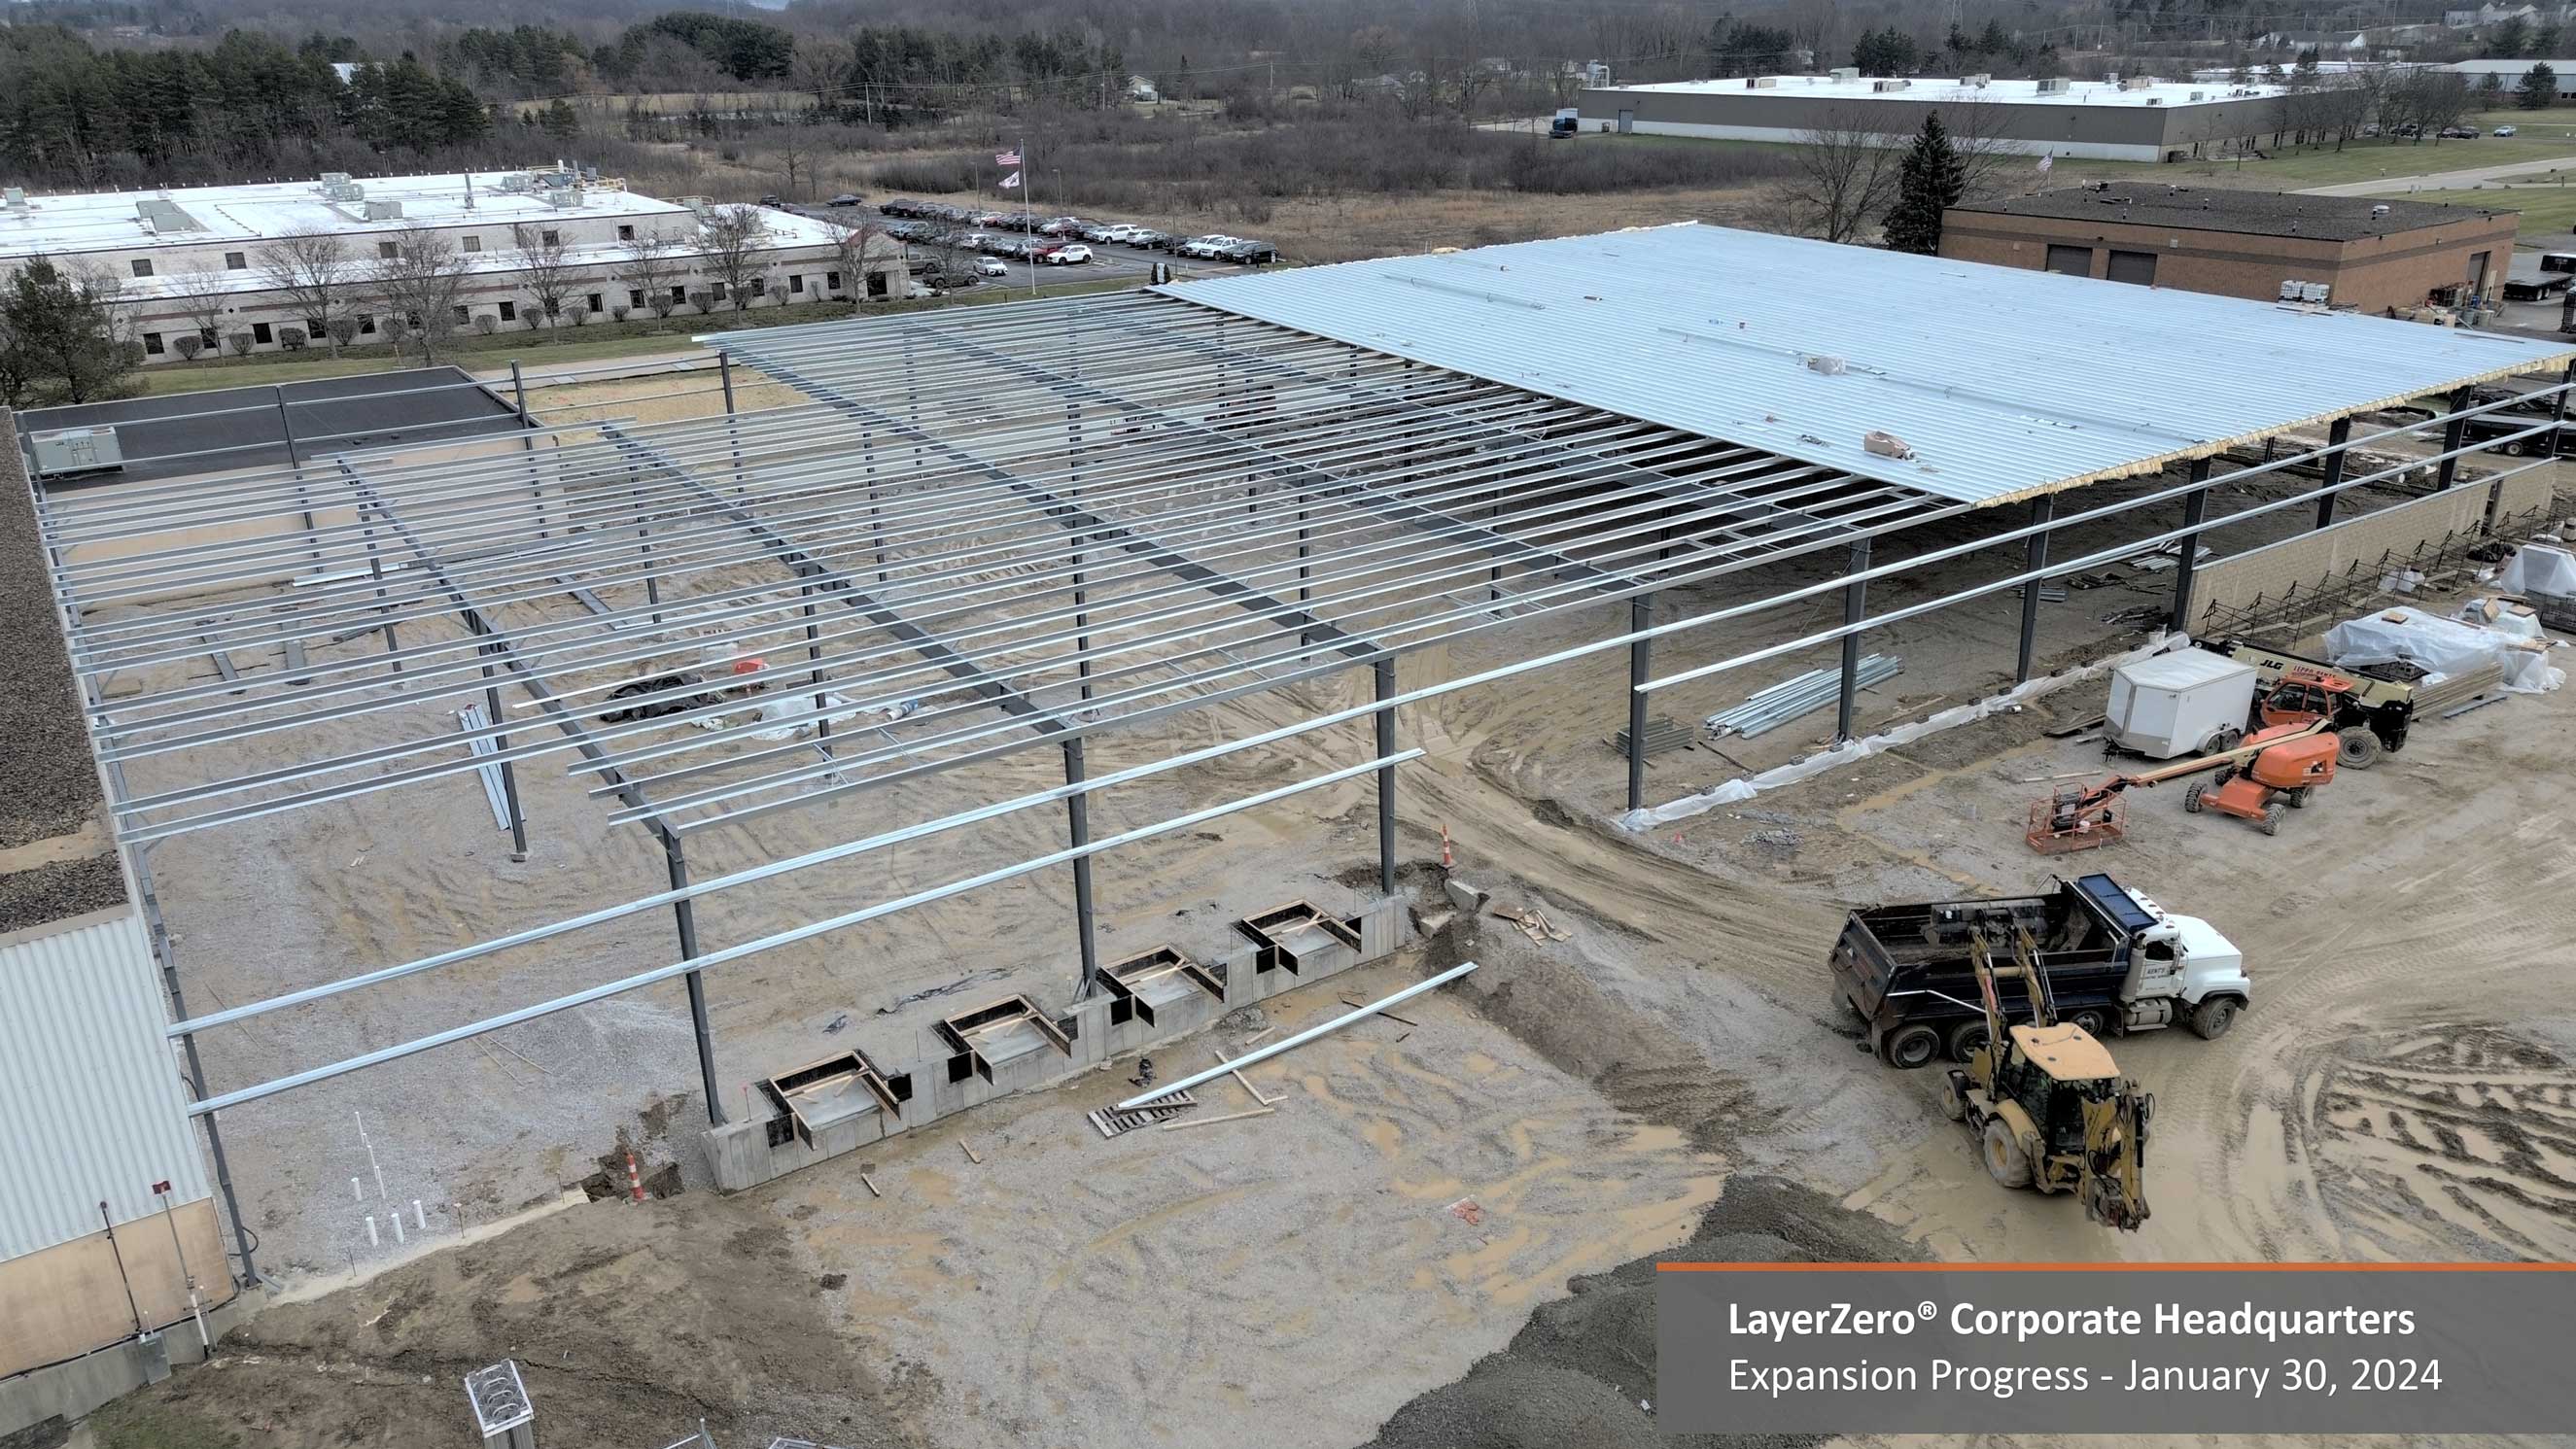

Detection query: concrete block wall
xmin=704 ymin=897 xmax=1411 ymax=1192
xmin=2188 ymin=482 xmax=2510 ymax=628
xmin=2489 ymin=466 xmax=2563 ymax=532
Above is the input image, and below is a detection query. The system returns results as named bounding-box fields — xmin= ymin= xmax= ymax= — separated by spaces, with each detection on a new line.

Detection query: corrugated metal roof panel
xmin=0 ymin=911 xmax=211 ymax=1259
xmin=1157 ymin=223 xmax=2575 ymax=506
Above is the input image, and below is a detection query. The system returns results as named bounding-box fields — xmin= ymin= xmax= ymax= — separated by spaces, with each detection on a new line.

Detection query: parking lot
xmin=781 ymin=197 xmax=1272 ymax=293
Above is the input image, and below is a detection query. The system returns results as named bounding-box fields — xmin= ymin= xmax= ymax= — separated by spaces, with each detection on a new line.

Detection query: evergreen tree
xmin=1882 ymin=113 xmax=1966 ymax=255
xmin=2522 ymin=63 xmax=2559 ymax=110
xmin=1 ymin=258 xmax=142 ymax=405
xmin=542 ymin=96 xmax=581 ymax=140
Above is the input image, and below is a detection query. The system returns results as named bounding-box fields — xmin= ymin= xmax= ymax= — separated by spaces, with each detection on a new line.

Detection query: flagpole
xmin=1025 ymin=134 xmax=1036 ymax=299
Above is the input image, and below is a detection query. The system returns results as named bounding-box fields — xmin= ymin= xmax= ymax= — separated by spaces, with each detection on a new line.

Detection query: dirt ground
xmin=83 ymin=408 xmax=2576 ymax=1445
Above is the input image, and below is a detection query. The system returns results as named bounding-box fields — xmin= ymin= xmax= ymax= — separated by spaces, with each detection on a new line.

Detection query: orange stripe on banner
xmin=1654 ymin=1261 xmax=2576 ymax=1273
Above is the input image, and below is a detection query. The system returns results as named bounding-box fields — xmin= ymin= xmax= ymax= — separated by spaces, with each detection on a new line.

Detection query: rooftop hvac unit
xmin=2146 ymin=96 xmax=2163 ymax=105
xmin=2036 ymin=78 xmax=2071 ymax=93
xmin=319 ymin=171 xmax=353 ymax=186
xmin=1965 ymin=72 xmax=1992 ymax=86
xmin=2371 ymin=203 xmax=2391 ymax=217
xmin=4 ymin=186 xmax=26 ymax=210
xmin=1829 ymin=66 xmax=1861 ymax=82
xmin=27 ymin=426 xmax=123 ymax=479
xmin=1746 ymin=76 xmax=1779 ymax=87
xmin=365 ymin=199 xmax=403 ymax=221
xmin=1873 ymin=79 xmax=1911 ymax=91
xmin=494 ymin=173 xmax=533 ymax=192
xmin=2120 ymin=76 xmax=2154 ymax=90
xmin=542 ymin=189 xmax=582 ymax=208
xmin=322 ymin=179 xmax=365 ymax=203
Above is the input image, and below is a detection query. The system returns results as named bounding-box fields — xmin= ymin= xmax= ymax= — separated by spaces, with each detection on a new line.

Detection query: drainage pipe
xmin=1119 ymin=960 xmax=1479 ymax=1109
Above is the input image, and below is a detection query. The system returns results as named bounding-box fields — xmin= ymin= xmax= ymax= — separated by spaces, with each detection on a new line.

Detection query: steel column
xmin=2015 ymin=495 xmax=2055 ymax=684
xmin=468 ymin=612 xmax=530 ymax=860
xmin=2435 ymin=385 xmax=2471 ymax=490
xmin=2315 ymin=417 xmax=2352 ymax=530
xmin=2170 ymin=459 xmax=2212 ymax=632
xmin=1374 ymin=657 xmax=1398 ymax=894
xmin=1625 ymin=594 xmax=1653 ymax=811
xmin=660 ymin=838 xmax=725 ymax=1124
xmin=1063 ymin=739 xmax=1100 ymax=997
xmin=1836 ymin=536 xmax=1870 ymax=742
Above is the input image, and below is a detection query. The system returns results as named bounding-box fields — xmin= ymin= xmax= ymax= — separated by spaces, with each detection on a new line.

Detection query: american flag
xmin=994 ymin=149 xmax=1022 ymax=166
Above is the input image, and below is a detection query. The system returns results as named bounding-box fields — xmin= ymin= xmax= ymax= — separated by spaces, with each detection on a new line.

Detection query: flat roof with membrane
xmin=1156 ymin=223 xmax=2576 ymax=506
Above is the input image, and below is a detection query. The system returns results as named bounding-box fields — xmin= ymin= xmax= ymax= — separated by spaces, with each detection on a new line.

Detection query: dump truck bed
xmin=1831 ymin=876 xmax=2145 ymax=1044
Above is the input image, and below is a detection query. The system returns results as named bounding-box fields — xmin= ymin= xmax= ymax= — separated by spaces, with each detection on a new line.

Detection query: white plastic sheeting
xmin=2325 ymin=606 xmax=2564 ymax=695
xmin=2499 ymin=545 xmax=2576 ymax=599
xmin=1618 ymin=635 xmax=2189 ymax=830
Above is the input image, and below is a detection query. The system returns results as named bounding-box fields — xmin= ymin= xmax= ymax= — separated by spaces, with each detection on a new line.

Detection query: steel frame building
xmin=22 ymin=227 xmax=2573 ymax=1288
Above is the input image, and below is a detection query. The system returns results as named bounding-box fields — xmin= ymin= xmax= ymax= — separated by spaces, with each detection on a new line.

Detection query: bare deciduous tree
xmin=615 ymin=232 xmax=686 ymax=320
xmin=792 ymin=38 xmax=851 ymax=110
xmin=162 ymin=261 xmax=231 ymax=361
xmin=371 ymin=224 xmax=474 ymax=366
xmin=824 ymin=216 xmax=886 ymax=307
xmin=1941 ymin=101 xmax=2024 ymax=203
xmin=506 ymin=221 xmax=580 ymax=339
xmin=774 ymin=127 xmax=827 ymax=201
xmin=254 ymin=227 xmax=363 ymax=357
xmin=698 ymin=206 xmax=767 ymax=313
xmin=1775 ymin=109 xmax=1901 ymax=245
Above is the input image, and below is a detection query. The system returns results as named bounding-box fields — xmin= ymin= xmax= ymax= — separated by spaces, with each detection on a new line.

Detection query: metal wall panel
xmin=1158 ymin=223 xmax=2576 ymax=506
xmin=0 ymin=910 xmax=211 ymax=1260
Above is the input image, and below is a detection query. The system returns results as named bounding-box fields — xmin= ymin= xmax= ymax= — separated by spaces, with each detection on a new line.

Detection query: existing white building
xmin=1581 ymin=73 xmax=2292 ymax=163
xmin=0 ymin=169 xmax=909 ymax=365
xmin=2446 ymin=57 xmax=2576 ymax=93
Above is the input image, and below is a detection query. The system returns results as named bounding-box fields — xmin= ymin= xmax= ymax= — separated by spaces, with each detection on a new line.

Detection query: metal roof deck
xmin=1156 ymin=223 xmax=2576 ymax=506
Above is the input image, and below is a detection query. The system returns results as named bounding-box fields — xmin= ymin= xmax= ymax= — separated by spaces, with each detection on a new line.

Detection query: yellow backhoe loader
xmin=1937 ymin=926 xmax=2152 ymax=1231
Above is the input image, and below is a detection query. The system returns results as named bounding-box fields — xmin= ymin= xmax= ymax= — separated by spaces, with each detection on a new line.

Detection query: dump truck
xmin=1828 ymin=873 xmax=2248 ymax=1068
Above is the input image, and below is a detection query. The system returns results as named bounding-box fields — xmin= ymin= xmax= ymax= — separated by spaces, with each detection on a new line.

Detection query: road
xmin=2301 ymin=152 xmax=2576 ymax=195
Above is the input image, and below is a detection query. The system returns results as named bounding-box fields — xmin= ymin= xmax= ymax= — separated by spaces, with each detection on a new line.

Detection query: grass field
xmin=131 ymin=278 xmax=1138 ymax=397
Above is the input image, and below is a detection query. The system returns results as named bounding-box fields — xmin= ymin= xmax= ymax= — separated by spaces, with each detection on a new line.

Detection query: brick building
xmin=1938 ymin=187 xmax=2522 ymax=314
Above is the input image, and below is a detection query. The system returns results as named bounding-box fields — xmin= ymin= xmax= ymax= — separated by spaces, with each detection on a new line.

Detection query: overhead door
xmin=2043 ymin=244 xmax=2094 ymax=277
xmin=2106 ymin=250 xmax=2158 ymax=286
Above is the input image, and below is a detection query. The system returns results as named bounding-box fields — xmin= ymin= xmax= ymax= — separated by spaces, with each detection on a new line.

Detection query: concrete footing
xmin=703 ymin=896 xmax=1410 ymax=1192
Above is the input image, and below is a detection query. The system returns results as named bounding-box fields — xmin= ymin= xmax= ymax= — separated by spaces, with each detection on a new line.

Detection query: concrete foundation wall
xmin=2187 ymin=478 xmax=2531 ymax=626
xmin=705 ymin=896 xmax=1410 ymax=1192
xmin=0 ymin=1278 xmax=251 ymax=1438
xmin=0 ymin=1197 xmax=227 ymax=1382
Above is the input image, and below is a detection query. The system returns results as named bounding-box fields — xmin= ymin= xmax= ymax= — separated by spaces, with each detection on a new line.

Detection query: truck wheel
xmin=2261 ymin=805 xmax=2283 ymax=837
xmin=1940 ymin=1071 xmax=1968 ymax=1121
xmin=2182 ymin=782 xmax=2205 ymax=814
xmin=1982 ymin=1119 xmax=2034 ymax=1189
xmin=2338 ymin=729 xmax=2382 ymax=769
xmin=2286 ymin=785 xmax=2312 ymax=810
xmin=1947 ymin=1019 xmax=1991 ymax=1063
xmin=2190 ymin=996 xmax=2241 ymax=1041
xmin=2069 ymin=1007 xmax=2109 ymax=1037
xmin=1884 ymin=1024 xmax=1940 ymax=1069
xmin=2204 ymin=725 xmax=2242 ymax=754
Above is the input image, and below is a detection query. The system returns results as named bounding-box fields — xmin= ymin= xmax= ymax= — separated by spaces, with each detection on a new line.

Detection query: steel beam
xmin=1626 ymin=595 xmax=1653 ymax=811
xmin=1374 ymin=657 xmax=1398 ymax=894
xmin=2015 ymin=495 xmax=2054 ymax=684
xmin=1836 ymin=536 xmax=1870 ymax=742
xmin=2315 ymin=417 xmax=2352 ymax=530
xmin=2435 ymin=385 xmax=2472 ymax=490
xmin=2171 ymin=459 xmax=2212 ymax=633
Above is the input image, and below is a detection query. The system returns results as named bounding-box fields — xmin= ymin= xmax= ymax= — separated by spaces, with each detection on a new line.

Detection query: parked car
xmin=2495 ymin=124 xmax=2521 ymax=137
xmin=759 ymin=193 xmax=782 ymax=206
xmin=1046 ymin=243 xmax=1095 ymax=265
xmin=1180 ymin=234 xmax=1243 ymax=259
xmin=976 ymin=256 xmax=1009 ymax=277
xmin=2439 ymin=125 xmax=2480 ymax=139
xmin=1126 ymin=228 xmax=1171 ymax=249
xmin=1218 ymin=240 xmax=1277 ymax=264
xmin=1077 ymin=223 xmax=1120 ymax=242
xmin=1039 ymin=217 xmax=1086 ymax=236
xmin=827 ymin=192 xmax=865 ymax=207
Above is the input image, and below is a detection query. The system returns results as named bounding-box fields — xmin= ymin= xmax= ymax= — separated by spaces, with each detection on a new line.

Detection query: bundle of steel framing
xmin=1705 ymin=654 xmax=1902 ymax=738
